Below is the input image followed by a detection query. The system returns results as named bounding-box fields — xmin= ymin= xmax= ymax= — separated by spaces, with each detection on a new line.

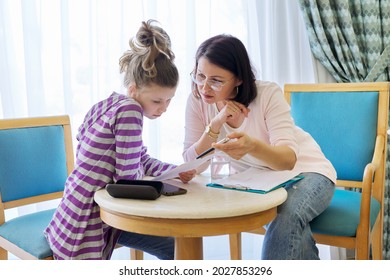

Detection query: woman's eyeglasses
xmin=190 ymin=71 xmax=234 ymax=92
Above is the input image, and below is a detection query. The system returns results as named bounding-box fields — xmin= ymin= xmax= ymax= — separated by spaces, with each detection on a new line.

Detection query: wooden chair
xmin=0 ymin=115 xmax=74 ymax=259
xmin=230 ymin=82 xmax=390 ymax=260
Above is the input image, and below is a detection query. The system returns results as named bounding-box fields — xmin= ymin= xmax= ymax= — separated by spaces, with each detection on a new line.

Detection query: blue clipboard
xmin=206 ymin=175 xmax=304 ymax=194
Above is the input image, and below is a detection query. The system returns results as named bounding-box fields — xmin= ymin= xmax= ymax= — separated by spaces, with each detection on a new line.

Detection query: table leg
xmin=229 ymin=233 xmax=242 ymax=260
xmin=175 ymin=237 xmax=203 ymax=260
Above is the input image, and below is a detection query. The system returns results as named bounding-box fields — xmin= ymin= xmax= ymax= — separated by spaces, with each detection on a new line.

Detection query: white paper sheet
xmin=153 ymin=153 xmax=214 ymax=181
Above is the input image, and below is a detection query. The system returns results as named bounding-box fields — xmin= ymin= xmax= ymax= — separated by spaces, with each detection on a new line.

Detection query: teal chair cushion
xmin=0 ymin=209 xmax=54 ymax=259
xmin=310 ymin=189 xmax=380 ymax=236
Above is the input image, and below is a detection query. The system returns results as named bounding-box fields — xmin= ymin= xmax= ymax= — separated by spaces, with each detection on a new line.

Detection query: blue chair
xmin=229 ymin=82 xmax=389 ymax=260
xmin=0 ymin=115 xmax=74 ymax=259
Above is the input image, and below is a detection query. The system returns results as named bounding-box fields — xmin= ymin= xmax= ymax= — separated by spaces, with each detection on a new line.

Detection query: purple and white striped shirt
xmin=44 ymin=92 xmax=175 ymax=259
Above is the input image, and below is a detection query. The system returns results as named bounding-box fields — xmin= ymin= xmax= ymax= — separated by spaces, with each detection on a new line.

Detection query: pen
xmin=196 ymin=137 xmax=231 ymax=159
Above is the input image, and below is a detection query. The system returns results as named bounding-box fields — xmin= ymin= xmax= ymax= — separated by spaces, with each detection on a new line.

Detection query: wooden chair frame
xmin=0 ymin=115 xmax=75 ymax=259
xmin=230 ymin=82 xmax=390 ymax=260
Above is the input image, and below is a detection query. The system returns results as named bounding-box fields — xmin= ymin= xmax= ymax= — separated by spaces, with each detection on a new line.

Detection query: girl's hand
xmin=178 ymin=169 xmax=197 ymax=183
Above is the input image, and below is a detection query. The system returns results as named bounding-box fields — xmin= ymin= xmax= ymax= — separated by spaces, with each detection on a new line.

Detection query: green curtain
xmin=298 ymin=0 xmax=389 ymax=82
xmin=298 ymin=0 xmax=390 ymax=259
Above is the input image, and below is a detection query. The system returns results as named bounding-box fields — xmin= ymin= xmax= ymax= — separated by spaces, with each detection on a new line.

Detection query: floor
xmin=8 ymin=233 xmax=333 ymax=260
xmin=111 ymin=233 xmax=333 ymax=260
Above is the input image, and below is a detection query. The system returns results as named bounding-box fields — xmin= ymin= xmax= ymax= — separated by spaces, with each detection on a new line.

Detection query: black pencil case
xmin=106 ymin=179 xmax=163 ymax=200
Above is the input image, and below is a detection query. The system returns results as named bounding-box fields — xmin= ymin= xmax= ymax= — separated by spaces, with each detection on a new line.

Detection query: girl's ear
xmin=128 ymin=84 xmax=137 ymax=98
xmin=235 ymin=79 xmax=243 ymax=87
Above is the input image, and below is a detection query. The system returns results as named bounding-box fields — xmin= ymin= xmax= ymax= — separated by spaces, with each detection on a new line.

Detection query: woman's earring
xmin=236 ymin=86 xmax=239 ymax=94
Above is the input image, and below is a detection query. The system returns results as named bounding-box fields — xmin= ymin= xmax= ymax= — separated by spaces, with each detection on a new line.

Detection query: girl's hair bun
xmin=119 ymin=20 xmax=178 ymax=88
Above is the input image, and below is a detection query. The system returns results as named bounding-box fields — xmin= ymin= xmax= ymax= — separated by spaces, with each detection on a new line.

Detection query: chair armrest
xmin=358 ymin=135 xmax=385 ymax=233
xmin=370 ymin=135 xmax=384 ymax=171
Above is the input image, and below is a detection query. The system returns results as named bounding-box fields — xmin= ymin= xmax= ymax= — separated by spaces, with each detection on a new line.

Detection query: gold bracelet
xmin=205 ymin=124 xmax=219 ymax=139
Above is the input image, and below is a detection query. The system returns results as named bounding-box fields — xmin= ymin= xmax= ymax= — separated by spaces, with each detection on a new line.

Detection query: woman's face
xmin=130 ymin=83 xmax=176 ymax=119
xmin=194 ymin=57 xmax=241 ymax=104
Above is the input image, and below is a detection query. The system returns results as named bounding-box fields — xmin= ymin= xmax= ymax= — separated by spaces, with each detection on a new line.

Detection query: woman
xmin=44 ymin=20 xmax=195 ymax=260
xmin=183 ymin=34 xmax=336 ymax=259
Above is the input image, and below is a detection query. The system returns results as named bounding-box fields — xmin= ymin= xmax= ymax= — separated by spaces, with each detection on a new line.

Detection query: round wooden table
xmin=94 ymin=175 xmax=287 ymax=260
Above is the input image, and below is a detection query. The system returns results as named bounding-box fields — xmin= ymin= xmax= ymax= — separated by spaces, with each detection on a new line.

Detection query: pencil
xmin=195 ymin=137 xmax=230 ymax=159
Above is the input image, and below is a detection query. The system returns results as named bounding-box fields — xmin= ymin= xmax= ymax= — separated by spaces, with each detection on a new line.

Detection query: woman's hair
xmin=192 ymin=34 xmax=257 ymax=106
xmin=119 ymin=20 xmax=179 ymax=88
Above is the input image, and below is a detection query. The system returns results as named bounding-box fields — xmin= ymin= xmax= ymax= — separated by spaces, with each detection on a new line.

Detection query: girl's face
xmin=194 ymin=57 xmax=241 ymax=104
xmin=129 ymin=83 xmax=176 ymax=119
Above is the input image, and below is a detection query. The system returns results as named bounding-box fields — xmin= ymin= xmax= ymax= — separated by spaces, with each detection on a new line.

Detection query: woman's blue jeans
xmin=261 ymin=172 xmax=335 ymax=260
xmin=117 ymin=232 xmax=174 ymax=260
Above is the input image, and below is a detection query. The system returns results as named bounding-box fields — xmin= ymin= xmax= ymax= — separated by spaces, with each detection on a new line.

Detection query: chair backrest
xmin=0 ymin=116 xmax=74 ymax=215
xmin=284 ymin=82 xmax=389 ymax=194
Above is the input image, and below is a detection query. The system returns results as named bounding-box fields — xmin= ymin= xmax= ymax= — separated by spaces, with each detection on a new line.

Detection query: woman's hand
xmin=213 ymin=101 xmax=250 ymax=126
xmin=212 ymin=132 xmax=254 ymax=160
xmin=213 ymin=132 xmax=297 ymax=170
xmin=178 ymin=169 xmax=197 ymax=183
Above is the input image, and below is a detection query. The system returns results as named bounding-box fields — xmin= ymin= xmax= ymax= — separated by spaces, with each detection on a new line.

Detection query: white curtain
xmin=0 ymin=0 xmax=328 ymax=163
xmin=0 ymin=0 xmax=336 ymax=258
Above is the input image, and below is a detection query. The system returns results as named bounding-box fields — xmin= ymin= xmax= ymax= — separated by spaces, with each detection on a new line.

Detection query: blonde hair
xmin=119 ymin=20 xmax=178 ymax=88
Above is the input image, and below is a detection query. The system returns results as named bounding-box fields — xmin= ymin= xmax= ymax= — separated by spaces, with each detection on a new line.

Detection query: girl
xmin=44 ymin=20 xmax=195 ymax=260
